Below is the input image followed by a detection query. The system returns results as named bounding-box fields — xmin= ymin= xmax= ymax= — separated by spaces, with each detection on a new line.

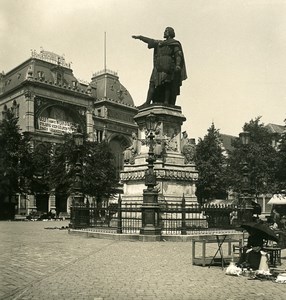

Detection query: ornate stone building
xmin=0 ymin=49 xmax=138 ymax=218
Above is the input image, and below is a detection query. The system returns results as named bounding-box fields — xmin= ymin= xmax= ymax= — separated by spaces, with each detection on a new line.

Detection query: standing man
xmin=132 ymin=27 xmax=187 ymax=106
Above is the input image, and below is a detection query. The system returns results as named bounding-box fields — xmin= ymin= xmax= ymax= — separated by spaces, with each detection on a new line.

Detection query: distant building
xmin=0 ymin=49 xmax=138 ymax=218
xmin=265 ymin=123 xmax=285 ymax=150
xmin=219 ymin=133 xmax=236 ymax=156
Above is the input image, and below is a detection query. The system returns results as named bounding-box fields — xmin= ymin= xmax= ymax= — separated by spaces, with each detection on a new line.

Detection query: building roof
xmin=265 ymin=123 xmax=285 ymax=135
xmin=91 ymin=69 xmax=134 ymax=107
xmin=0 ymin=50 xmax=135 ymax=107
xmin=220 ymin=133 xmax=237 ymax=153
xmin=0 ymin=50 xmax=94 ymax=98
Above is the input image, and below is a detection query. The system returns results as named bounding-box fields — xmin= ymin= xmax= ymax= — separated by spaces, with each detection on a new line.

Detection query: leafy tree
xmin=194 ymin=123 xmax=228 ymax=203
xmin=49 ymin=135 xmax=75 ymax=196
xmin=82 ymin=141 xmax=117 ymax=204
xmin=48 ymin=135 xmax=117 ymax=204
xmin=227 ymin=117 xmax=279 ymax=196
xmin=275 ymin=120 xmax=286 ymax=191
xmin=0 ymin=110 xmax=33 ymax=200
xmin=31 ymin=142 xmax=52 ymax=194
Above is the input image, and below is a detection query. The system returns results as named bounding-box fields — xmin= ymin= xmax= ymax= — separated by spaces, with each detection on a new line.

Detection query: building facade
xmin=0 ymin=49 xmax=138 ymax=219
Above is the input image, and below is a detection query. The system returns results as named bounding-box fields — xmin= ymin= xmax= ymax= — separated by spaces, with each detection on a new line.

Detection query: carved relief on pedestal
xmin=161 ymin=123 xmax=180 ymax=152
xmin=121 ymin=168 xmax=198 ymax=182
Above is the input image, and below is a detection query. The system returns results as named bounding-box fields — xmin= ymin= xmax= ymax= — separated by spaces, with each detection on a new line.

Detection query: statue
xmin=154 ymin=124 xmax=164 ymax=158
xmin=180 ymin=131 xmax=189 ymax=152
xmin=123 ymin=132 xmax=138 ymax=164
xmin=181 ymin=131 xmax=196 ymax=164
xmin=132 ymin=27 xmax=187 ymax=106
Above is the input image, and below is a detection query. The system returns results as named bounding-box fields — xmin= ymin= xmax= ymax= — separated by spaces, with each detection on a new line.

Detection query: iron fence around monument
xmin=70 ymin=197 xmax=251 ymax=235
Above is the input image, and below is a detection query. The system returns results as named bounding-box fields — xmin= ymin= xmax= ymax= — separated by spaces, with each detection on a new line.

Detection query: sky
xmin=1 ymin=0 xmax=285 ymax=141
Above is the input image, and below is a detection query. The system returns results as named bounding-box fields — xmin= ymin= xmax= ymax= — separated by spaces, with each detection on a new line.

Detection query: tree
xmin=275 ymin=120 xmax=286 ymax=191
xmin=31 ymin=142 xmax=52 ymax=194
xmin=227 ymin=117 xmax=279 ymax=196
xmin=82 ymin=141 xmax=117 ymax=203
xmin=48 ymin=135 xmax=117 ymax=204
xmin=0 ymin=110 xmax=33 ymax=218
xmin=194 ymin=123 xmax=228 ymax=203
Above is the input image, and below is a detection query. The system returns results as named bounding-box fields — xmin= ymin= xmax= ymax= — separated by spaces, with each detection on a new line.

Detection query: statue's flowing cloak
xmin=146 ymin=38 xmax=187 ymax=90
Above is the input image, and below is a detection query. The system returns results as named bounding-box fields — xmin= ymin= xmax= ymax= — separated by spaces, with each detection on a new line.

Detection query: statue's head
xmin=164 ymin=27 xmax=175 ymax=38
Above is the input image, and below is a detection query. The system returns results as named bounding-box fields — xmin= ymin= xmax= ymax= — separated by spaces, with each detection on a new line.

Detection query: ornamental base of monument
xmin=120 ymin=104 xmax=198 ymax=204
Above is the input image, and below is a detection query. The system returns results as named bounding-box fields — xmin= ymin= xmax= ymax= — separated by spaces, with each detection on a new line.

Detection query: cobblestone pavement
xmin=1 ymin=221 xmax=286 ymax=300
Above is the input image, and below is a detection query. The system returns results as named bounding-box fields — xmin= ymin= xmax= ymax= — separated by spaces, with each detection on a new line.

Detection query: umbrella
xmin=240 ymin=222 xmax=279 ymax=243
xmin=268 ymin=194 xmax=286 ymax=205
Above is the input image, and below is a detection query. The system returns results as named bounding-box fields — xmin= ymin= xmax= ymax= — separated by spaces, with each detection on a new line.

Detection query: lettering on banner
xmin=38 ymin=117 xmax=78 ymax=134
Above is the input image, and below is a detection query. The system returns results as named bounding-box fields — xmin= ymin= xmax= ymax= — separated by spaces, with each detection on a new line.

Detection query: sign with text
xmin=38 ymin=117 xmax=77 ymax=134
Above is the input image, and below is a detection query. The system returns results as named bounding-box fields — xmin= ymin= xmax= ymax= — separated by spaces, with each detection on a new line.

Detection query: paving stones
xmin=1 ymin=221 xmax=286 ymax=300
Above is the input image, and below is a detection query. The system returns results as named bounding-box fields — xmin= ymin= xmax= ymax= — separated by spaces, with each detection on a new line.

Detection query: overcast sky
xmin=1 ymin=0 xmax=285 ymax=140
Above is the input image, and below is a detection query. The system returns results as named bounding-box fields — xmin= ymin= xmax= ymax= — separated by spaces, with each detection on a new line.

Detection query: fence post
xmin=181 ymin=194 xmax=187 ymax=235
xmin=117 ymin=194 xmax=122 ymax=234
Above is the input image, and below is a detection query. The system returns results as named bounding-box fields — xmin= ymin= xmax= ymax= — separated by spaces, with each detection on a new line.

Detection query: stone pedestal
xmin=120 ymin=105 xmax=198 ymax=204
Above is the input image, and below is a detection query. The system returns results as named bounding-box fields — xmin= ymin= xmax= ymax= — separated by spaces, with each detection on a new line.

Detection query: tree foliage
xmin=275 ymin=119 xmax=286 ymax=191
xmin=48 ymin=135 xmax=117 ymax=203
xmin=194 ymin=123 xmax=228 ymax=203
xmin=0 ymin=110 xmax=32 ymax=199
xmin=82 ymin=141 xmax=117 ymax=202
xmin=227 ymin=117 xmax=279 ymax=195
xmin=31 ymin=142 xmax=52 ymax=193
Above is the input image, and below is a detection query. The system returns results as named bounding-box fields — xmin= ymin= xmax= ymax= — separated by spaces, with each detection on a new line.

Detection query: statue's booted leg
xmin=138 ymin=82 xmax=154 ymax=109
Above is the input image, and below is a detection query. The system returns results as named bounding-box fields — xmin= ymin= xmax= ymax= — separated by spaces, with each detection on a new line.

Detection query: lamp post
xmin=140 ymin=113 xmax=161 ymax=238
xmin=71 ymin=131 xmax=90 ymax=228
xmin=239 ymin=131 xmax=253 ymax=222
xmin=73 ymin=132 xmax=84 ymax=205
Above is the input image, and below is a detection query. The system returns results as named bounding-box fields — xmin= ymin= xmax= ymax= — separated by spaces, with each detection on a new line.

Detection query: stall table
xmin=192 ymin=234 xmax=243 ymax=269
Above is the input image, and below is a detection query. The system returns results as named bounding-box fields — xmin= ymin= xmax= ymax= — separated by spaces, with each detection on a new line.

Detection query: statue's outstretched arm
xmin=132 ymin=35 xmax=153 ymax=44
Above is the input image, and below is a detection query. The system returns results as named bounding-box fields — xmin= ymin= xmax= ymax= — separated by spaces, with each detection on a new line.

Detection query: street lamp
xmin=145 ymin=113 xmax=157 ymax=190
xmin=239 ymin=131 xmax=250 ymax=196
xmin=73 ymin=132 xmax=84 ymax=205
xmin=239 ymin=131 xmax=253 ymax=222
xmin=239 ymin=131 xmax=250 ymax=146
xmin=70 ymin=131 xmax=90 ymax=229
xmin=140 ymin=113 xmax=161 ymax=238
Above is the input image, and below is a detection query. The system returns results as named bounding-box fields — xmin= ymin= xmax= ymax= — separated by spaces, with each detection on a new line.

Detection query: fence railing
xmin=70 ymin=196 xmax=252 ymax=235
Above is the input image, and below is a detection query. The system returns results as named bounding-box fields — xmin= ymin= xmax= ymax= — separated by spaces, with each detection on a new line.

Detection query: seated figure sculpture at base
xmin=132 ymin=27 xmax=187 ymax=107
xmin=123 ymin=132 xmax=138 ymax=165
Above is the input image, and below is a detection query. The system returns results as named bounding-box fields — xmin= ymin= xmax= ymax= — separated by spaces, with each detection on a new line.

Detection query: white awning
xmin=268 ymin=194 xmax=286 ymax=205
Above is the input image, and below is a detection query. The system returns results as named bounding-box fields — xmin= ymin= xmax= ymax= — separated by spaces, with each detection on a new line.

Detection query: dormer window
xmin=72 ymin=81 xmax=78 ymax=88
xmin=56 ymin=73 xmax=62 ymax=85
xmin=37 ymin=71 xmax=44 ymax=80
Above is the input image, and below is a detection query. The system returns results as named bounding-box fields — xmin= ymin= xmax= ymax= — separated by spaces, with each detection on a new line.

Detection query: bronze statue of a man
xmin=132 ymin=27 xmax=187 ymax=106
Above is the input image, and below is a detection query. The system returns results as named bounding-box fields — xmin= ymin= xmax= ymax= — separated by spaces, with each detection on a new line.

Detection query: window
xmin=96 ymin=130 xmax=103 ymax=142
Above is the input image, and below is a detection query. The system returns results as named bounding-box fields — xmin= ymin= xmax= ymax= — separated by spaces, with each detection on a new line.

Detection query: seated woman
xmin=238 ymin=228 xmax=264 ymax=270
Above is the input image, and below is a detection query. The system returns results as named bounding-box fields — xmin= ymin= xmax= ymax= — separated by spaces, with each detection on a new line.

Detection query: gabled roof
xmin=265 ymin=123 xmax=285 ymax=135
xmin=220 ymin=133 xmax=237 ymax=153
